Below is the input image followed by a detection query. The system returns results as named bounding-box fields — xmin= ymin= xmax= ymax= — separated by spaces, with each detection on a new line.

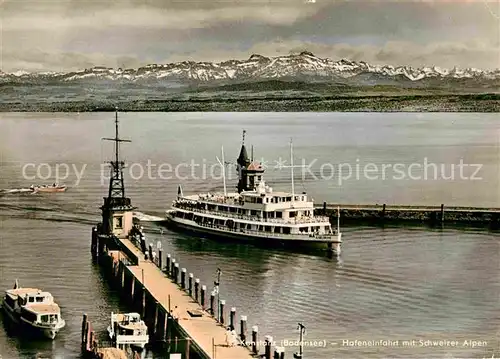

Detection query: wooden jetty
xmin=81 ymin=314 xmax=133 ymax=359
xmin=90 ymin=111 xmax=286 ymax=359
xmin=317 ymin=203 xmax=500 ymax=228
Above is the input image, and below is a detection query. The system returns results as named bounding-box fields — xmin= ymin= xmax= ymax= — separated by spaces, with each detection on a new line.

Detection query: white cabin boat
xmin=165 ymin=133 xmax=342 ymax=255
xmin=1 ymin=280 xmax=65 ymax=339
xmin=107 ymin=312 xmax=149 ymax=349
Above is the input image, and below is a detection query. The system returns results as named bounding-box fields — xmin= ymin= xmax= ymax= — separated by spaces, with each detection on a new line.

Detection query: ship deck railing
xmin=196 ymin=222 xmax=338 ymax=241
xmin=173 ymin=205 xmax=331 ymax=224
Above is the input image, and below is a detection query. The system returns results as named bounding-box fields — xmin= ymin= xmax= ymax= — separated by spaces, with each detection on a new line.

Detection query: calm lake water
xmin=0 ymin=112 xmax=499 ymax=359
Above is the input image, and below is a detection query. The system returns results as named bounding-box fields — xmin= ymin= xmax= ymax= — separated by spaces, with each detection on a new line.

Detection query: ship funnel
xmin=177 ymin=184 xmax=183 ymax=198
xmin=13 ymin=279 xmax=19 ymax=289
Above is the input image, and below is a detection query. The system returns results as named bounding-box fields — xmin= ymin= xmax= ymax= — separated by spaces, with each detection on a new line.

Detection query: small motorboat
xmin=30 ymin=183 xmax=67 ymax=193
xmin=1 ymin=280 xmax=66 ymax=339
xmin=107 ymin=312 xmax=149 ymax=350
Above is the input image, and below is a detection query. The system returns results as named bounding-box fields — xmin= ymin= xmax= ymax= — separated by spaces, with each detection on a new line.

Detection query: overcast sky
xmin=1 ymin=0 xmax=499 ymax=72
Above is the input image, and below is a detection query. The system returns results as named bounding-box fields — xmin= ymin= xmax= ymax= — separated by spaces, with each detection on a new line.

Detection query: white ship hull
xmin=165 ymin=211 xmax=342 ymax=254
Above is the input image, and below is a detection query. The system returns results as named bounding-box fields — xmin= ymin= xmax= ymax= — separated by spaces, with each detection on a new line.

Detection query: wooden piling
xmin=264 ymin=335 xmax=273 ymax=359
xmin=181 ymin=268 xmax=186 ymax=289
xmin=195 ymin=278 xmax=200 ymax=302
xmin=188 ymin=273 xmax=193 ymax=296
xmin=91 ymin=227 xmax=97 ymax=259
xmin=118 ymin=260 xmax=125 ymax=289
xmin=141 ymin=285 xmax=146 ymax=318
xmin=185 ymin=338 xmax=191 ymax=359
xmin=230 ymin=307 xmax=236 ymax=330
xmin=89 ymin=331 xmax=95 ymax=351
xmin=240 ymin=315 xmax=247 ymax=344
xmin=81 ymin=313 xmax=88 ymax=347
xmin=166 ymin=254 xmax=171 ymax=274
xmin=148 ymin=244 xmax=153 ymax=260
xmin=274 ymin=347 xmax=285 ymax=359
xmin=251 ymin=326 xmax=258 ymax=354
xmin=201 ymin=285 xmax=206 ymax=309
xmin=158 ymin=249 xmax=163 ymax=270
xmin=441 ymin=203 xmax=445 ymax=223
xmin=152 ymin=299 xmax=159 ymax=338
xmin=155 ymin=303 xmax=166 ymax=342
xmin=210 ymin=290 xmax=215 ymax=315
xmin=174 ymin=263 xmax=180 ymax=283
xmin=171 ymin=259 xmax=176 ymax=277
xmin=220 ymin=300 xmax=225 ymax=324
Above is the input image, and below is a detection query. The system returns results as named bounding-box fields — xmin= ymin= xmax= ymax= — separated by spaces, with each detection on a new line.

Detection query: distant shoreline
xmin=1 ymin=93 xmax=499 ymax=112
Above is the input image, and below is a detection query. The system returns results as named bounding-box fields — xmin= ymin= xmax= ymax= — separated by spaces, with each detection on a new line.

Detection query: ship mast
xmin=216 ymin=146 xmax=227 ymax=196
xmin=337 ymin=205 xmax=340 ymax=232
xmin=290 ymin=138 xmax=295 ymax=200
xmin=221 ymin=146 xmax=227 ymax=196
xmin=102 ymin=109 xmax=131 ymax=199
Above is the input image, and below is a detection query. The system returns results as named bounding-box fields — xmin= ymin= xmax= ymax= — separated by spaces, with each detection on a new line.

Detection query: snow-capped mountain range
xmin=1 ymin=52 xmax=499 ymax=87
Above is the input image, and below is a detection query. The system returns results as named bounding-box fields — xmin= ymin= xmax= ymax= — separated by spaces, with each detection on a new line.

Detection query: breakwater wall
xmin=91 ymin=227 xmax=287 ymax=359
xmin=316 ymin=203 xmax=500 ymax=229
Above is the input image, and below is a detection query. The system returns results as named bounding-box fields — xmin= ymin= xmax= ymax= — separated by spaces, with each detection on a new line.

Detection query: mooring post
xmin=201 ymin=285 xmax=206 ymax=309
xmin=158 ymin=249 xmax=163 ymax=270
xmin=89 ymin=331 xmax=95 ymax=351
xmin=210 ymin=290 xmax=215 ymax=315
xmin=174 ymin=263 xmax=180 ymax=283
xmin=91 ymin=227 xmax=97 ymax=258
xmin=141 ymin=285 xmax=146 ymax=319
xmin=252 ymin=326 xmax=258 ymax=354
xmin=441 ymin=203 xmax=445 ymax=223
xmin=171 ymin=259 xmax=176 ymax=277
xmin=194 ymin=278 xmax=200 ymax=302
xmin=152 ymin=300 xmax=159 ymax=338
xmin=181 ymin=268 xmax=186 ymax=289
xmin=148 ymin=243 xmax=153 ymax=261
xmin=185 ymin=337 xmax=191 ymax=359
xmin=188 ymin=273 xmax=193 ymax=296
xmin=265 ymin=335 xmax=273 ymax=359
xmin=323 ymin=201 xmax=327 ymax=215
xmin=382 ymin=203 xmax=386 ymax=218
xmin=274 ymin=347 xmax=285 ymax=359
xmin=240 ymin=315 xmax=247 ymax=344
xmin=230 ymin=307 xmax=236 ymax=330
xmin=81 ymin=313 xmax=88 ymax=346
xmin=166 ymin=254 xmax=171 ymax=274
xmin=219 ymin=300 xmax=225 ymax=324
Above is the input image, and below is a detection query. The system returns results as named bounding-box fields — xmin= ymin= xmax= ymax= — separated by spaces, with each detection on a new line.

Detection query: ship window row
xmin=40 ymin=314 xmax=59 ymax=323
xmin=245 ymin=196 xmax=305 ymax=204
xmin=176 ymin=207 xmax=315 ymax=219
xmin=183 ymin=213 xmax=330 ymax=234
xmin=27 ymin=296 xmax=45 ymax=303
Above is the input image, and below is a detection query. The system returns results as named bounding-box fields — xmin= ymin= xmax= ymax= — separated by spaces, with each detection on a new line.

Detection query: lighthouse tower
xmin=99 ymin=110 xmax=136 ymax=238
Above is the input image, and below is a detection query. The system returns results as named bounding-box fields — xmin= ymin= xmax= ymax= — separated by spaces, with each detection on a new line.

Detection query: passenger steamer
xmin=165 ymin=133 xmax=342 ymax=255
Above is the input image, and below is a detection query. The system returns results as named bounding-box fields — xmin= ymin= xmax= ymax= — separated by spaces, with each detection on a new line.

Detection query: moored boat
xmin=165 ymin=132 xmax=342 ymax=255
xmin=1 ymin=280 xmax=65 ymax=339
xmin=107 ymin=312 xmax=149 ymax=350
